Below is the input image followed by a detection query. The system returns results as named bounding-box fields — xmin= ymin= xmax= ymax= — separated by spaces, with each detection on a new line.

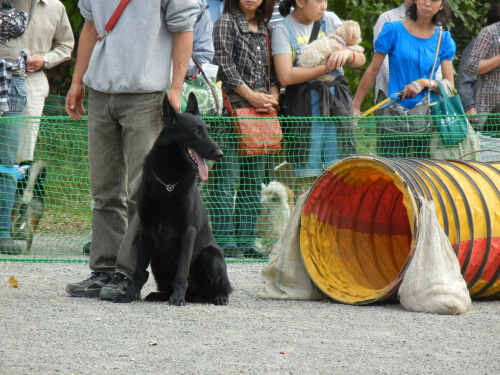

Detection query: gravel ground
xmin=1 ymin=261 xmax=499 ymax=375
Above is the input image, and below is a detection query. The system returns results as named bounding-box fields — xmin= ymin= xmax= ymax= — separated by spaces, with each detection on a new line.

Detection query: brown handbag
xmin=222 ymin=31 xmax=282 ymax=157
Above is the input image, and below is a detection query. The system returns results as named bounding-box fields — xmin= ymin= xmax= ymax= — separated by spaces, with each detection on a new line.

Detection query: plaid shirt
xmin=0 ymin=50 xmax=27 ymax=113
xmin=213 ymin=11 xmax=279 ymax=95
xmin=467 ymin=23 xmax=500 ymax=114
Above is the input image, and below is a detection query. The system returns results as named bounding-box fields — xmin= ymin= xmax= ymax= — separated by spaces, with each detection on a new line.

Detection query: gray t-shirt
xmin=79 ymin=0 xmax=198 ymax=94
xmin=271 ymin=12 xmax=342 ymax=60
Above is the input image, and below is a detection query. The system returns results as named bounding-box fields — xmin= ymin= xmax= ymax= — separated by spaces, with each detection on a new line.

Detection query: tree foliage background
xmin=49 ymin=0 xmax=490 ymax=105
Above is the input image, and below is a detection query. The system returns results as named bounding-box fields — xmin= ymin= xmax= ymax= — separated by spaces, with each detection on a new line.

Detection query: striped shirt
xmin=467 ymin=22 xmax=500 ymax=114
xmin=0 ymin=50 xmax=27 ymax=112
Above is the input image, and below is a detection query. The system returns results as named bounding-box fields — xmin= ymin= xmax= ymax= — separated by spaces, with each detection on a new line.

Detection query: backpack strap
xmin=282 ymin=18 xmax=321 ymax=66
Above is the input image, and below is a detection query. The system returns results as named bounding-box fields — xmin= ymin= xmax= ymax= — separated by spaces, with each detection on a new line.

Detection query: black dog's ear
xmin=185 ymin=92 xmax=200 ymax=116
xmin=163 ymin=95 xmax=179 ymax=127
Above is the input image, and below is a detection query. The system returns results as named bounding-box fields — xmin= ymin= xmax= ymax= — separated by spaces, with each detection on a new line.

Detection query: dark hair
xmin=279 ymin=0 xmax=295 ymax=16
xmin=223 ymin=0 xmax=275 ymax=25
xmin=406 ymin=0 xmax=451 ymax=26
xmin=487 ymin=2 xmax=500 ymax=25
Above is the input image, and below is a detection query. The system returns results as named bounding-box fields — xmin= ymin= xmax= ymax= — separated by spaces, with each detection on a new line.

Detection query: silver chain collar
xmin=152 ymin=172 xmax=178 ymax=192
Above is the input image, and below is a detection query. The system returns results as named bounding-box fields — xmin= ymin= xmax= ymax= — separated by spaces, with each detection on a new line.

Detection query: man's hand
xmin=65 ymin=82 xmax=86 ymax=120
xmin=27 ymin=54 xmax=45 ymax=73
xmin=167 ymin=87 xmax=182 ymax=112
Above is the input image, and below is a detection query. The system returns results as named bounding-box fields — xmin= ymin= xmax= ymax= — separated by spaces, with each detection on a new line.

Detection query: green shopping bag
xmin=431 ymin=81 xmax=468 ymax=146
xmin=180 ymin=74 xmax=222 ymax=117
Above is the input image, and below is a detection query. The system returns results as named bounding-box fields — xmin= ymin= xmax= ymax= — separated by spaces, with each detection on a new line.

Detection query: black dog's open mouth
xmin=188 ymin=148 xmax=209 ymax=181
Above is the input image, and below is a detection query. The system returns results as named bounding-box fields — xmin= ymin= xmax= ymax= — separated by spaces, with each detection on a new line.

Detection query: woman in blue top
xmin=353 ymin=0 xmax=456 ymax=158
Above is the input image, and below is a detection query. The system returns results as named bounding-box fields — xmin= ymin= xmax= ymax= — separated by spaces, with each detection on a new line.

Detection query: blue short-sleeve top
xmin=375 ymin=20 xmax=456 ymax=108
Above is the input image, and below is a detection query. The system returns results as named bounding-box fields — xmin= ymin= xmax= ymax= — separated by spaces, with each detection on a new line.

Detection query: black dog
xmin=115 ymin=93 xmax=232 ymax=305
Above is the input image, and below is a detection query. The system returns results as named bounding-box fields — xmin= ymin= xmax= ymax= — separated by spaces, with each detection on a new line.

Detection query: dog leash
xmin=360 ymin=91 xmax=402 ymax=117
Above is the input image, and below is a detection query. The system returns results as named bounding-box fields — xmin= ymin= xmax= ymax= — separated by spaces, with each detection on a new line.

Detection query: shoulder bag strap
xmin=266 ymin=30 xmax=272 ymax=93
xmin=427 ymin=27 xmax=443 ymax=102
xmin=285 ymin=20 xmax=321 ymax=106
xmin=309 ymin=20 xmax=321 ymax=44
xmin=191 ymin=55 xmax=220 ymax=115
xmin=221 ymin=86 xmax=236 ymax=116
xmin=97 ymin=0 xmax=131 ymax=41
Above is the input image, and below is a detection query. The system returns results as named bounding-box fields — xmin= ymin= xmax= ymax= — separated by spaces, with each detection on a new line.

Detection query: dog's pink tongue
xmin=192 ymin=150 xmax=209 ymax=181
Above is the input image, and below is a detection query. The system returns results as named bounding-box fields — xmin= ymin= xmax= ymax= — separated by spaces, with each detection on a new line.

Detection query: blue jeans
xmin=87 ymin=89 xmax=163 ymax=279
xmin=294 ymin=86 xmax=340 ymax=178
xmin=0 ymin=75 xmax=27 ymax=238
xmin=209 ymin=148 xmax=267 ymax=250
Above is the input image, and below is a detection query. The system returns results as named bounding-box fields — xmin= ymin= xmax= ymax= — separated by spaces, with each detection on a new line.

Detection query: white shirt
xmin=373 ymin=4 xmax=407 ymax=101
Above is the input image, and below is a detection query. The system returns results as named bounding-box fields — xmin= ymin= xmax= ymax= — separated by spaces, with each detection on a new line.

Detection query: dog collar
xmin=152 ymin=172 xmax=178 ymax=192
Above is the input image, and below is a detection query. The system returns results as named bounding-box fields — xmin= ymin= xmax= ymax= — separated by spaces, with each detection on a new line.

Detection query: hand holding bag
xmin=431 ymin=80 xmax=469 ymax=146
xmin=223 ymin=31 xmax=282 ymax=157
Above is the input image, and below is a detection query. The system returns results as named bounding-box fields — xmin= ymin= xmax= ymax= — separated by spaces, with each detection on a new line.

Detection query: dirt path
xmin=1 ymin=262 xmax=499 ymax=375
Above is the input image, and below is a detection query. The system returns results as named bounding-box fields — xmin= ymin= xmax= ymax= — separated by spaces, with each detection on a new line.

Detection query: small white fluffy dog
xmin=298 ymin=20 xmax=364 ymax=81
xmin=255 ymin=180 xmax=294 ymax=254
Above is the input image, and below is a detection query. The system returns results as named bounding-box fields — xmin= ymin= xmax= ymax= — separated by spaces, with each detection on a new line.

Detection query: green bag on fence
xmin=431 ymin=81 xmax=468 ymax=146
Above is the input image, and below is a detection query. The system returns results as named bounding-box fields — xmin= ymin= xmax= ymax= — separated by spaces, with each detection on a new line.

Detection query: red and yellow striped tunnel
xmin=300 ymin=156 xmax=500 ymax=304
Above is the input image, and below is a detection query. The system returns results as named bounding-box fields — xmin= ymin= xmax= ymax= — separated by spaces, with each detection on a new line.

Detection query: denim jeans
xmin=87 ymin=89 xmax=163 ymax=278
xmin=0 ymin=75 xmax=27 ymax=238
xmin=209 ymin=148 xmax=267 ymax=250
xmin=294 ymin=86 xmax=341 ymax=178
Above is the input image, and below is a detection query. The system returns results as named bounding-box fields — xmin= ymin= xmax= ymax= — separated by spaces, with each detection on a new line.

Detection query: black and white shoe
xmin=65 ymin=272 xmax=112 ymax=298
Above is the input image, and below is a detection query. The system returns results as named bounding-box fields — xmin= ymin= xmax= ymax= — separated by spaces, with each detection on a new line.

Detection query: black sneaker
xmin=11 ymin=229 xmax=27 ymax=241
xmin=99 ymin=272 xmax=139 ymax=301
xmin=242 ymin=248 xmax=268 ymax=259
xmin=65 ymin=272 xmax=112 ymax=298
xmin=82 ymin=241 xmax=91 ymax=255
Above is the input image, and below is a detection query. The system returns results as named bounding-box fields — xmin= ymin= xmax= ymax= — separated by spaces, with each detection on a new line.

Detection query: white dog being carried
xmin=297 ymin=20 xmax=364 ymax=81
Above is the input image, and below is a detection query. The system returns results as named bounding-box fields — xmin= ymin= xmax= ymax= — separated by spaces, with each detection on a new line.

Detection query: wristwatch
xmin=43 ymin=55 xmax=49 ymax=68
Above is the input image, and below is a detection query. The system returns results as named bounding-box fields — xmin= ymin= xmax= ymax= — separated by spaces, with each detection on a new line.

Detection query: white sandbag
xmin=398 ymin=198 xmax=471 ymax=314
xmin=257 ymin=192 xmax=327 ymax=300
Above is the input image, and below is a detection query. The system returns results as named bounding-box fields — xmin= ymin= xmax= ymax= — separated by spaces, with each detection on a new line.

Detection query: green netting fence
xmin=0 ymin=95 xmax=498 ymax=263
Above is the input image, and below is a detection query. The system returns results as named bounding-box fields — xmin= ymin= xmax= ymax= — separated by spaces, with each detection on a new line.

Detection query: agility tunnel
xmin=300 ymin=156 xmax=500 ymax=304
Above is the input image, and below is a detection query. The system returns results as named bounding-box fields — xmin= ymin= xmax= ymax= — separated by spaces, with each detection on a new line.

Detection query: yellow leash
xmin=360 ymin=96 xmax=395 ymax=117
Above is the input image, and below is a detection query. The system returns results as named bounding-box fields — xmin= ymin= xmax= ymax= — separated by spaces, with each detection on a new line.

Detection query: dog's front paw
xmin=113 ymin=293 xmax=137 ymax=303
xmin=213 ymin=296 xmax=228 ymax=306
xmin=168 ymin=296 xmax=186 ymax=306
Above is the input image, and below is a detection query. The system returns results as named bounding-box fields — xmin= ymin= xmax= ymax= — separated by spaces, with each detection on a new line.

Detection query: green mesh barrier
xmin=0 ymin=94 xmax=498 ymax=263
